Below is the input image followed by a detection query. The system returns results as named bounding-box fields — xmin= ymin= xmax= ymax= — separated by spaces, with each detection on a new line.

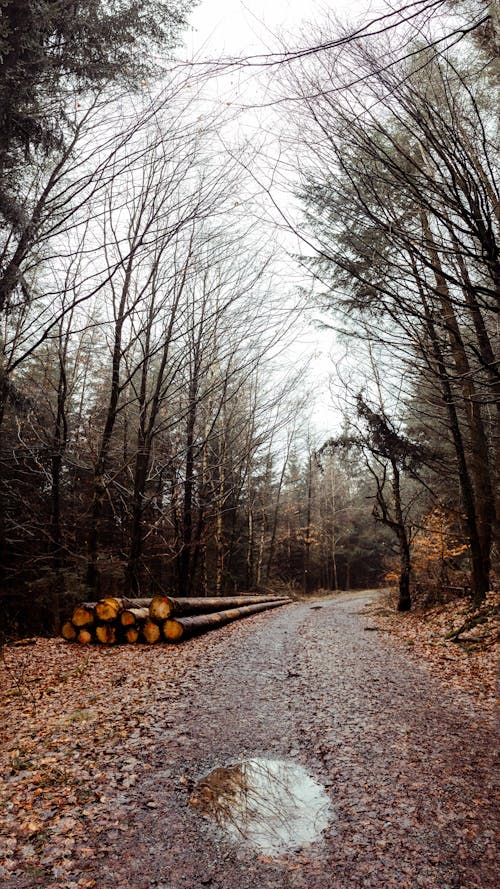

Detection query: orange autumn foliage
xmin=384 ymin=508 xmax=469 ymax=591
xmin=412 ymin=508 xmax=469 ymax=585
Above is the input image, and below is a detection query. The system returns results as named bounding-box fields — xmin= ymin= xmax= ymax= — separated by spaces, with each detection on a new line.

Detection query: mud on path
xmin=2 ymin=592 xmax=497 ymax=888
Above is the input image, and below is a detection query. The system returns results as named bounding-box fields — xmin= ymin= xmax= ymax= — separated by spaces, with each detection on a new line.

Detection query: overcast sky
xmin=182 ymin=0 xmax=371 ymax=439
xmin=187 ymin=0 xmax=313 ymax=56
xmin=186 ymin=0 xmax=365 ymax=58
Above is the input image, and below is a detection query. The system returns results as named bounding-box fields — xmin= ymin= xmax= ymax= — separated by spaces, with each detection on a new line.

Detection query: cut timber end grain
xmin=142 ymin=618 xmax=161 ymax=643
xmin=95 ymin=624 xmax=117 ymax=644
xmin=124 ymin=626 xmax=140 ymax=643
xmin=77 ymin=628 xmax=93 ymax=644
xmin=149 ymin=596 xmax=173 ymax=621
xmin=163 ymin=619 xmax=185 ymax=641
xmin=120 ymin=607 xmax=149 ymax=627
xmin=72 ymin=602 xmax=96 ymax=627
xmin=95 ymin=596 xmax=152 ymax=621
xmin=95 ymin=597 xmax=123 ymax=622
xmin=61 ymin=620 xmax=77 ymax=641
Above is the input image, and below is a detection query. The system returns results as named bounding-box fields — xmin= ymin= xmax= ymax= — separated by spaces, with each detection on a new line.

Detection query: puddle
xmin=190 ymin=758 xmax=332 ymax=855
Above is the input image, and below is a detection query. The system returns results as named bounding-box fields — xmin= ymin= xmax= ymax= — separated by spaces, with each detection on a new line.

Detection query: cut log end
xmin=120 ymin=607 xmax=149 ymax=627
xmin=95 ymin=597 xmax=123 ymax=622
xmin=72 ymin=603 xmax=96 ymax=627
xmin=95 ymin=624 xmax=117 ymax=645
xmin=77 ymin=628 xmax=93 ymax=644
xmin=61 ymin=620 xmax=77 ymax=641
xmin=142 ymin=619 xmax=161 ymax=643
xmin=163 ymin=619 xmax=184 ymax=642
xmin=149 ymin=596 xmax=174 ymax=622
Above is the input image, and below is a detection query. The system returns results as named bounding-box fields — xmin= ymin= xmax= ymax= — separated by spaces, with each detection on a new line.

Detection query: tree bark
xmin=150 ymin=593 xmax=284 ymax=622
xmin=120 ymin=606 xmax=149 ymax=627
xmin=95 ymin=596 xmax=151 ymax=622
xmin=95 ymin=624 xmax=117 ymax=644
xmin=162 ymin=598 xmax=291 ymax=642
xmin=422 ymin=212 xmax=494 ymax=592
xmin=419 ymin=289 xmax=490 ymax=605
xmin=391 ymin=459 xmax=412 ymax=612
xmin=303 ymin=453 xmax=313 ymax=595
xmin=71 ymin=603 xmax=96 ymax=627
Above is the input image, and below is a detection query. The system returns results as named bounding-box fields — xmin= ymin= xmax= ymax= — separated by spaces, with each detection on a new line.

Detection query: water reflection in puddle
xmin=190 ymin=758 xmax=332 ymax=855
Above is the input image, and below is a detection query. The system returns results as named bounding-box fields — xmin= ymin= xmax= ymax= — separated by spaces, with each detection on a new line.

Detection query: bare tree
xmin=282 ymin=22 xmax=498 ymax=604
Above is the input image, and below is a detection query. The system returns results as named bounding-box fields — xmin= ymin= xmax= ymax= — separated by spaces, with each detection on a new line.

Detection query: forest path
xmin=79 ymin=592 xmax=497 ymax=889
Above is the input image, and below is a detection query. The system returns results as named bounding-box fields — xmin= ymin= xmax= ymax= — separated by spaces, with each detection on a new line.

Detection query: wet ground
xmin=4 ymin=592 xmax=497 ymax=888
xmin=190 ymin=757 xmax=332 ymax=855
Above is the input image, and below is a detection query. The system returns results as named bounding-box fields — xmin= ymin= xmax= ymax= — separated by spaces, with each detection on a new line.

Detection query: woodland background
xmin=0 ymin=0 xmax=497 ymax=635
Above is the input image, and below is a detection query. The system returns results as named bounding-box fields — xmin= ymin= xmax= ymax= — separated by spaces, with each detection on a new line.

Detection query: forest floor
xmin=369 ymin=587 xmax=498 ymax=711
xmin=0 ymin=591 xmax=497 ymax=889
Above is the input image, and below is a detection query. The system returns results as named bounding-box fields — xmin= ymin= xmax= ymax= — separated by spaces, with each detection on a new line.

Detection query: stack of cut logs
xmin=61 ymin=594 xmax=291 ymax=645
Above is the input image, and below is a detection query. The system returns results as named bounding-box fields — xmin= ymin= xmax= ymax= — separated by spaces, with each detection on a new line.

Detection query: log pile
xmin=61 ymin=594 xmax=291 ymax=645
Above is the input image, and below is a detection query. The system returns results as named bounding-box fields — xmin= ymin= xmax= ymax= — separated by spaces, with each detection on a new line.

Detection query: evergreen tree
xmin=0 ymin=0 xmax=196 ymax=229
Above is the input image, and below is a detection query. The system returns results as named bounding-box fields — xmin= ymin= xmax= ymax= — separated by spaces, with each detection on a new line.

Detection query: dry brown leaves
xmin=1 ymin=596 xmax=497 ymax=887
xmin=367 ymin=589 xmax=498 ymax=712
xmin=0 ymin=623 xmax=255 ymax=888
xmin=1 ymin=642 xmax=161 ymax=884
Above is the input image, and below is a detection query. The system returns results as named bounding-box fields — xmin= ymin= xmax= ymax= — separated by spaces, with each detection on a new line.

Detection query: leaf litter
xmin=367 ymin=589 xmax=498 ymax=711
xmin=0 ymin=618 xmax=267 ymax=887
xmin=0 ymin=593 xmax=497 ymax=888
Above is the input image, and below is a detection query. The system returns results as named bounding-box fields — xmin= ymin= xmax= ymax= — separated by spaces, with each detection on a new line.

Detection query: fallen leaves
xmin=1 ymin=597 xmax=497 ymax=888
xmin=0 ymin=612 xmax=278 ymax=887
xmin=367 ymin=590 xmax=498 ymax=711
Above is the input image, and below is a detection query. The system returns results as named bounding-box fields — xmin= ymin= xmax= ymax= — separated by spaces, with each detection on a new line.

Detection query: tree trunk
xmin=419 ymin=286 xmax=490 ymax=605
xmin=246 ymin=499 xmax=254 ymax=588
xmin=49 ymin=343 xmax=69 ymax=630
xmin=266 ymin=447 xmax=290 ymax=581
xmin=303 ymin=453 xmax=313 ymax=595
xmin=215 ymin=458 xmax=226 ymax=596
xmin=95 ymin=624 xmax=117 ymax=644
xmin=421 ymin=215 xmax=493 ymax=600
xmin=162 ymin=598 xmax=291 ymax=642
xmin=71 ymin=603 xmax=96 ymax=627
xmin=95 ymin=596 xmax=151 ymax=622
xmin=150 ymin=593 xmax=284 ymax=622
xmin=125 ymin=451 xmax=148 ymax=596
xmin=86 ymin=247 xmax=138 ymax=590
xmin=397 ymin=534 xmax=412 ymax=612
xmin=391 ymin=458 xmax=412 ymax=612
xmin=178 ymin=344 xmax=201 ymax=597
xmin=120 ymin=606 xmax=149 ymax=627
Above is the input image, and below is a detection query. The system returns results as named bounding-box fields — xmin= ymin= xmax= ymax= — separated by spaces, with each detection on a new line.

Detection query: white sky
xmin=181 ymin=0 xmax=371 ymax=441
xmin=187 ymin=0 xmax=314 ymax=57
xmin=186 ymin=0 xmax=362 ymax=58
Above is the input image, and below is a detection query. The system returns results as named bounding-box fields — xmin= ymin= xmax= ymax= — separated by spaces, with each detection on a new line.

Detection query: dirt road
xmin=68 ymin=592 xmax=497 ymax=889
xmin=2 ymin=592 xmax=497 ymax=888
